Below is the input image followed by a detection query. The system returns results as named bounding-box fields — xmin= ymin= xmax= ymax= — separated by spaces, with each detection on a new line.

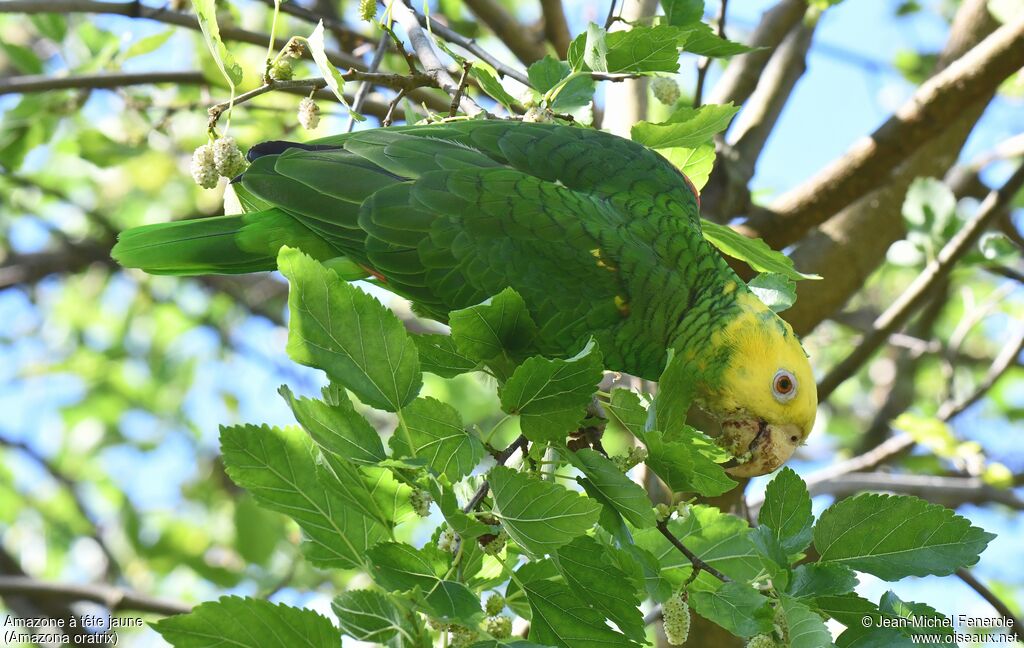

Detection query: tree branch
xmin=391 ymin=0 xmax=485 ymax=117
xmin=956 ymin=569 xmax=1024 ymax=633
xmin=742 ymin=15 xmax=1024 ymax=248
xmin=656 ymin=520 xmax=730 ymax=582
xmin=462 ymin=435 xmax=528 ymax=513
xmin=462 ymin=0 xmax=547 ymax=64
xmin=0 ymin=576 xmax=191 ymax=617
xmin=816 ymin=164 xmax=1024 ymax=402
xmin=0 ymin=70 xmax=207 ymax=95
xmin=540 ymin=0 xmax=572 ymax=58
xmin=415 ymin=10 xmax=531 ymax=87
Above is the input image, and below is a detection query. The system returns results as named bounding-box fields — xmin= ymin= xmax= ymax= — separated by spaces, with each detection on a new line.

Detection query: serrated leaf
xmin=529 ymin=55 xmax=568 ymax=93
xmin=367 ymin=541 xmax=447 ymax=591
xmin=582 ymin=23 xmax=608 ymax=72
xmin=278 ymin=247 xmax=421 ymax=412
xmin=220 ymin=424 xmax=388 ymax=569
xmin=390 ymin=397 xmax=484 ymax=482
xmin=307 ymin=22 xmax=347 ymax=104
xmin=498 ymin=340 xmax=603 ymax=443
xmin=552 ymin=536 xmax=646 ymax=642
xmin=470 ymin=62 xmax=520 ymax=110
xmin=566 ymin=448 xmax=656 ymax=529
xmin=635 ymin=505 xmax=765 ymax=581
xmin=190 ymin=0 xmax=243 ymax=86
xmin=644 ymin=430 xmax=736 ymax=496
xmin=813 ymin=493 xmax=994 ymax=580
xmin=689 ymin=578 xmax=774 ymax=638
xmin=759 ymin=467 xmax=813 ymax=555
xmin=427 ymin=480 xmax=491 ymax=539
xmin=423 ymin=580 xmax=483 ymax=623
xmin=153 ymin=596 xmax=336 ymax=647
xmin=448 ymin=287 xmax=539 ymax=375
xmin=700 ymin=220 xmax=822 ymax=281
xmin=660 ymin=0 xmax=704 ymax=26
xmin=413 ymin=333 xmax=479 ymax=377
xmin=280 ymin=385 xmax=386 ymax=466
xmin=749 ymin=272 xmax=797 ymax=312
xmin=781 ymin=595 xmax=835 ymax=648
xmin=632 ymin=103 xmax=739 ymax=149
xmin=489 ymin=466 xmax=601 ymax=557
xmin=605 ymin=25 xmax=682 ymax=73
xmin=677 ymin=22 xmax=753 ymax=57
xmin=524 ymin=579 xmax=640 ymax=647
xmin=332 ymin=590 xmax=405 ymax=644
xmin=123 ymin=29 xmax=174 ymax=60
xmin=468 ymin=641 xmax=554 ymax=648
xmin=658 ymin=142 xmax=716 ymax=191
xmin=605 ymin=389 xmax=650 ymax=441
xmin=653 ymin=350 xmax=696 ymax=437
xmin=787 ymin=563 xmax=858 ymax=599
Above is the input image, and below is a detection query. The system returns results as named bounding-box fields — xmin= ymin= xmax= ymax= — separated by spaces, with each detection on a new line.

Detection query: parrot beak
xmin=720 ymin=419 xmax=804 ymax=477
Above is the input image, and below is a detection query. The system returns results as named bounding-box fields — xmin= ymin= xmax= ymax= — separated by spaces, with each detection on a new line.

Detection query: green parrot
xmin=112 ymin=121 xmax=816 ymax=477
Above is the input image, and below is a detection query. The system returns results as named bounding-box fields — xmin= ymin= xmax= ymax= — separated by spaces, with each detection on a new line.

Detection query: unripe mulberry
xmin=484 ymin=615 xmax=512 ymax=638
xmin=410 ymin=489 xmax=433 ymax=517
xmin=522 ymin=106 xmax=554 ymax=123
xmin=484 ymin=593 xmax=505 ymax=616
xmin=190 ymin=143 xmax=218 ymax=189
xmin=449 ymin=625 xmax=477 ymax=647
xmin=651 ymin=77 xmax=681 ymax=105
xmin=269 ymin=59 xmax=293 ymax=81
xmin=212 ymin=136 xmax=246 ymax=178
xmin=655 ymin=502 xmax=672 ymax=521
xmin=359 ymin=0 xmax=376 ymax=22
xmin=298 ymin=97 xmax=320 ymax=130
xmin=480 ymin=529 xmax=508 ymax=556
xmin=437 ymin=527 xmax=457 ymax=553
xmin=662 ymin=592 xmax=690 ymax=646
xmin=614 ymin=446 xmax=649 ymax=471
xmin=746 ymin=634 xmax=776 ymax=648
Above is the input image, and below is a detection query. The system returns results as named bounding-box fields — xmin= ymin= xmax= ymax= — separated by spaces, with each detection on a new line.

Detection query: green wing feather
xmin=112 ymin=121 xmax=720 ymax=377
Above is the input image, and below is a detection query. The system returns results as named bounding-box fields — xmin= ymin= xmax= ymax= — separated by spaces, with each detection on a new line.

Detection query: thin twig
xmin=391 ymin=0 xmax=485 ymax=117
xmin=656 ymin=520 xmax=731 ymax=582
xmin=461 ymin=0 xmax=546 ymax=64
xmin=817 ymin=164 xmax=1024 ymax=402
xmin=0 ymin=576 xmax=191 ymax=616
xmin=0 ymin=70 xmax=207 ymax=96
xmin=693 ymin=0 xmax=729 ymax=107
xmin=937 ymin=320 xmax=1024 ymax=420
xmin=463 ymin=435 xmax=528 ymax=513
xmin=383 ymin=89 xmax=408 ymax=126
xmin=415 ymin=9 xmax=531 ymax=86
xmin=449 ymin=61 xmax=473 ymax=117
xmin=347 ymin=31 xmax=391 ymax=132
xmin=956 ymin=569 xmax=1024 ymax=632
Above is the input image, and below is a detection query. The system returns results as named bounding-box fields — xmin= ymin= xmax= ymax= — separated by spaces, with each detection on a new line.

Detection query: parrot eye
xmin=772 ymin=370 xmax=797 ymax=402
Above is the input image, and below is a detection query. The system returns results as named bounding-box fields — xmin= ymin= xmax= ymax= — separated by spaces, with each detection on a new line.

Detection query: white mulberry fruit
xmin=449 ymin=625 xmax=477 ymax=647
xmin=298 ymin=97 xmax=320 ymax=130
xmin=269 ymin=59 xmax=293 ymax=81
xmin=662 ymin=592 xmax=690 ymax=646
xmin=651 ymin=77 xmax=681 ymax=106
xmin=746 ymin=634 xmax=776 ymax=648
xmin=437 ymin=527 xmax=457 ymax=553
xmin=212 ymin=136 xmax=246 ymax=178
xmin=410 ymin=489 xmax=433 ymax=517
xmin=484 ymin=593 xmax=505 ymax=616
xmin=190 ymin=143 xmax=218 ymax=189
xmin=484 ymin=615 xmax=512 ymax=638
xmin=480 ymin=529 xmax=508 ymax=556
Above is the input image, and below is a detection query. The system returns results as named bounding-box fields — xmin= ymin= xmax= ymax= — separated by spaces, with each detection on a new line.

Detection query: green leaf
xmin=489 ymin=466 xmax=601 ymax=557
xmin=422 ymin=580 xmax=484 ymax=623
xmin=780 ymin=595 xmax=835 ymax=648
xmin=677 ymin=22 xmax=753 ymax=57
xmin=278 ymin=247 xmax=421 ymax=412
xmin=498 ymin=340 xmax=603 ymax=443
xmin=220 ymin=424 xmax=388 ymax=569
xmin=644 ymin=430 xmax=736 ymax=496
xmin=427 ymin=481 xmax=492 ymax=539
xmin=280 ymin=385 xmax=386 ymax=466
xmin=332 ymin=590 xmax=406 ymax=644
xmin=631 ymin=103 xmax=739 ymax=149
xmin=528 ymin=56 xmax=568 ymax=93
xmin=565 ymin=448 xmax=656 ymax=529
xmin=390 ymin=397 xmax=484 ymax=482
xmin=787 ymin=563 xmax=858 ymax=599
xmin=153 ymin=596 xmax=336 ymax=647
xmin=653 ymin=350 xmax=696 ymax=438
xmin=233 ymin=495 xmax=283 ymax=566
xmin=413 ymin=334 xmax=479 ymax=378
xmin=448 ymin=287 xmax=539 ymax=375
xmin=190 ymin=0 xmax=243 ymax=86
xmin=30 ymin=14 xmax=67 ymax=41
xmin=700 ymin=220 xmax=822 ymax=281
xmin=902 ymin=177 xmax=956 ymax=237
xmin=689 ymin=578 xmax=774 ymax=638
xmin=582 ymin=23 xmax=609 ymax=72
xmin=813 ymin=493 xmax=995 ymax=580
xmin=367 ymin=541 xmax=447 ymax=591
xmin=307 ymin=22 xmax=347 ymax=104
xmin=749 ymin=272 xmax=797 ymax=312
xmin=0 ymin=42 xmax=43 ymax=74
xmin=552 ymin=536 xmax=646 ymax=642
xmin=657 ymin=143 xmax=716 ymax=191
xmin=635 ymin=505 xmax=765 ymax=581
xmin=821 ymin=592 xmax=953 ymax=647
xmin=470 ymin=62 xmax=520 ymax=110
xmin=123 ymin=29 xmax=174 ymax=60
xmin=758 ymin=467 xmax=813 ymax=555
xmin=524 ymin=579 xmax=641 ymax=647
xmin=660 ymin=0 xmax=704 ymax=26
xmin=468 ymin=641 xmax=553 ymax=648
xmin=605 ymin=25 xmax=683 ymax=73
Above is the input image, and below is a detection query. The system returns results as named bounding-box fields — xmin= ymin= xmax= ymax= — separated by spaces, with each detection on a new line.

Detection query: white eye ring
xmin=772 ymin=369 xmax=798 ymax=402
